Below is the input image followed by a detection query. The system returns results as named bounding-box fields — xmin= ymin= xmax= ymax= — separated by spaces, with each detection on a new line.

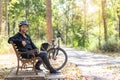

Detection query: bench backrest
xmin=10 ymin=42 xmax=20 ymax=59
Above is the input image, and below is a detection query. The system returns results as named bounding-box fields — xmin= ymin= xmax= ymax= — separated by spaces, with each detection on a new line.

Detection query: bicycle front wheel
xmin=47 ymin=47 xmax=68 ymax=70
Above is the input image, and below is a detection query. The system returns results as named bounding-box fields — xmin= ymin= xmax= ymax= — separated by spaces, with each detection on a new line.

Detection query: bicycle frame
xmin=50 ymin=37 xmax=61 ymax=60
xmin=51 ymin=37 xmax=61 ymax=48
xmin=47 ymin=31 xmax=68 ymax=70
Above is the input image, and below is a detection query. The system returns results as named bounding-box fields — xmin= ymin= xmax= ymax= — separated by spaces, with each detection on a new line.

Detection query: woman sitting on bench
xmin=8 ymin=20 xmax=60 ymax=73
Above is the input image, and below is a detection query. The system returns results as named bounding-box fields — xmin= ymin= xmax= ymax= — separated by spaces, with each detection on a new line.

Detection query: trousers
xmin=20 ymin=50 xmax=55 ymax=72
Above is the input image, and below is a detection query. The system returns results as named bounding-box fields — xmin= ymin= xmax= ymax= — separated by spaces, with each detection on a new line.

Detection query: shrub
xmin=100 ymin=40 xmax=119 ymax=52
xmin=0 ymin=35 xmax=14 ymax=54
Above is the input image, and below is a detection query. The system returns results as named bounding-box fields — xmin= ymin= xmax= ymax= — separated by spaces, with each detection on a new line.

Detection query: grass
xmin=0 ymin=35 xmax=14 ymax=54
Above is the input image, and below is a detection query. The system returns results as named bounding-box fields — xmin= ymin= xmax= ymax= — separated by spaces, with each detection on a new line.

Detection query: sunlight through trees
xmin=0 ymin=0 xmax=120 ymax=52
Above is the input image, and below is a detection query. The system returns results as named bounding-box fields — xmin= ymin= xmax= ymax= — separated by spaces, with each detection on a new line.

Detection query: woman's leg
xmin=35 ymin=51 xmax=56 ymax=72
xmin=34 ymin=60 xmax=43 ymax=71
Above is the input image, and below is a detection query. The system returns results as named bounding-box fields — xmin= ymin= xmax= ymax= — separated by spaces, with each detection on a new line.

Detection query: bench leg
xmin=16 ymin=60 xmax=19 ymax=75
xmin=33 ymin=61 xmax=38 ymax=75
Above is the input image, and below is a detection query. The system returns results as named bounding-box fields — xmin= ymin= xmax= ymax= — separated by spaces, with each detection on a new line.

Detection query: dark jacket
xmin=8 ymin=32 xmax=37 ymax=52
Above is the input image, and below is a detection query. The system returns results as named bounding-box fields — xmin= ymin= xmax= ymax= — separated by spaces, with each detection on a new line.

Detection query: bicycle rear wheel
xmin=47 ymin=47 xmax=67 ymax=70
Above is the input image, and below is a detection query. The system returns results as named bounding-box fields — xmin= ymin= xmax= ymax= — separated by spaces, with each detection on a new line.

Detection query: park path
xmin=0 ymin=47 xmax=120 ymax=80
xmin=63 ymin=47 xmax=120 ymax=80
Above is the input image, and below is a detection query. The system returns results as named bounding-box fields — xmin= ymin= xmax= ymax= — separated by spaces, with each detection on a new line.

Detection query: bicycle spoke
xmin=47 ymin=48 xmax=67 ymax=70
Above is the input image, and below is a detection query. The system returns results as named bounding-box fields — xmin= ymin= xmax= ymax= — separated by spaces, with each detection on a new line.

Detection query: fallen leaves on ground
xmin=0 ymin=54 xmax=83 ymax=80
xmin=61 ymin=63 xmax=83 ymax=80
xmin=0 ymin=54 xmax=120 ymax=80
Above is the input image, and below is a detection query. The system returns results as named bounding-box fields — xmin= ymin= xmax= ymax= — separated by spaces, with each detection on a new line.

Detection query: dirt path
xmin=0 ymin=54 xmax=81 ymax=80
xmin=64 ymin=47 xmax=120 ymax=80
xmin=0 ymin=47 xmax=120 ymax=80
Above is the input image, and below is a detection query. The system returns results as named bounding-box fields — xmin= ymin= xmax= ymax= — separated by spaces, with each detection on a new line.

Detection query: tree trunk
xmin=5 ymin=0 xmax=8 ymax=35
xmin=116 ymin=0 xmax=120 ymax=39
xmin=0 ymin=0 xmax=2 ymax=35
xmin=65 ymin=24 xmax=68 ymax=45
xmin=46 ymin=0 xmax=53 ymax=43
xmin=83 ymin=0 xmax=87 ymax=29
xmin=36 ymin=23 xmax=40 ymax=40
xmin=83 ymin=0 xmax=87 ymax=47
xmin=102 ymin=0 xmax=107 ymax=42
xmin=98 ymin=7 xmax=101 ymax=49
xmin=118 ymin=15 xmax=120 ymax=39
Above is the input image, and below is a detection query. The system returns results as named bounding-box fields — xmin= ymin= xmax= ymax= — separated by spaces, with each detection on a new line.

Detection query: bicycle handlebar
xmin=56 ymin=30 xmax=64 ymax=42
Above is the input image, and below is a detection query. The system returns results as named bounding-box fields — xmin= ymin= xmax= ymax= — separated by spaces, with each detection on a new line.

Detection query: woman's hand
xmin=22 ymin=41 xmax=26 ymax=46
xmin=35 ymin=49 xmax=40 ymax=54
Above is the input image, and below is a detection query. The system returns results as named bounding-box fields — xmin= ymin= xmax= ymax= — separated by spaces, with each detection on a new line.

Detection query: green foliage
xmin=2 ymin=0 xmax=120 ymax=53
xmin=8 ymin=0 xmax=46 ymax=40
xmin=0 ymin=36 xmax=12 ymax=54
xmin=99 ymin=40 xmax=120 ymax=52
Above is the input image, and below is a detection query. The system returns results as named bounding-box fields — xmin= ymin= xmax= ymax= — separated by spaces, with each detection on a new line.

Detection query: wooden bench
xmin=8 ymin=42 xmax=66 ymax=80
xmin=5 ymin=69 xmax=66 ymax=80
xmin=10 ymin=42 xmax=40 ymax=75
xmin=5 ymin=68 xmax=45 ymax=80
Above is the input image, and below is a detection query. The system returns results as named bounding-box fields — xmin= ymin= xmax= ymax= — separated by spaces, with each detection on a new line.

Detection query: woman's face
xmin=20 ymin=25 xmax=28 ymax=33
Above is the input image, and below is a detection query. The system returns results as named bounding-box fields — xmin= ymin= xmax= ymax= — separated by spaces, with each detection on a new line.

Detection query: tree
xmin=0 ymin=0 xmax=2 ymax=35
xmin=5 ymin=0 xmax=9 ymax=35
xmin=46 ymin=0 xmax=53 ymax=43
xmin=102 ymin=0 xmax=108 ymax=42
xmin=117 ymin=0 xmax=120 ymax=39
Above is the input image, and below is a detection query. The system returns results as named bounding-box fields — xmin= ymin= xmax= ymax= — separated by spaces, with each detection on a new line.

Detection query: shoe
xmin=35 ymin=67 xmax=43 ymax=71
xmin=50 ymin=70 xmax=61 ymax=74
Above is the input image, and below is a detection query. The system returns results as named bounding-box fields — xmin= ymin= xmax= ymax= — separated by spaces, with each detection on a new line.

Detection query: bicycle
xmin=46 ymin=31 xmax=68 ymax=70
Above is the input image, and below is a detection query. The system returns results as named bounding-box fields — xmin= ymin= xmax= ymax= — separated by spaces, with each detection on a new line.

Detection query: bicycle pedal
xmin=52 ymin=57 xmax=57 ymax=60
